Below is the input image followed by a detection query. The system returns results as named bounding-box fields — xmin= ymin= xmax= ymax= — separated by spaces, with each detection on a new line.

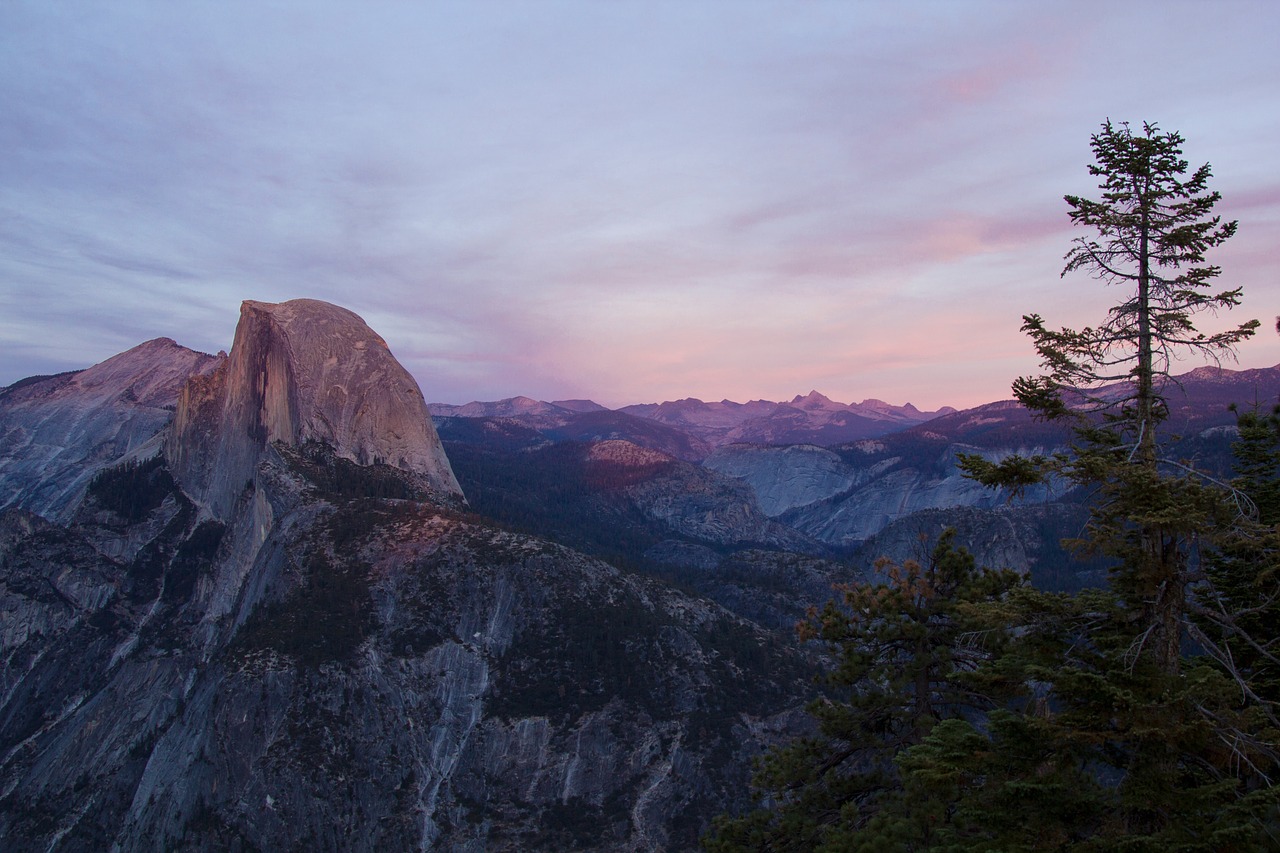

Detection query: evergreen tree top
xmin=1019 ymin=119 xmax=1257 ymax=447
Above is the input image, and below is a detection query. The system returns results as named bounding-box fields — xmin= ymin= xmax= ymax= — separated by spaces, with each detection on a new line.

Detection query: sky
xmin=2 ymin=1 xmax=1279 ymax=410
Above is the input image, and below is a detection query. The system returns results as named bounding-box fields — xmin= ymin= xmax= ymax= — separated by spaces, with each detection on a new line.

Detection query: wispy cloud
xmin=2 ymin=1 xmax=1278 ymax=408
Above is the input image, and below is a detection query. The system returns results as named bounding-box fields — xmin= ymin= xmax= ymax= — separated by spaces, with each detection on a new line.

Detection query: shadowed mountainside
xmin=0 ymin=299 xmax=820 ymax=851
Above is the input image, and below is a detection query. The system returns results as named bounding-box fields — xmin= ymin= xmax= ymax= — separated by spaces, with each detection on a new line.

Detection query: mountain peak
xmin=789 ymin=390 xmax=844 ymax=411
xmin=167 ymin=299 xmax=462 ymax=519
xmin=0 ymin=338 xmax=220 ymax=522
xmin=551 ymin=399 xmax=607 ymax=413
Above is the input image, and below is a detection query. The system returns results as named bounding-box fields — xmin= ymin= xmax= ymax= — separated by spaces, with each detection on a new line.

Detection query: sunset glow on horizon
xmin=2 ymin=2 xmax=1278 ymax=411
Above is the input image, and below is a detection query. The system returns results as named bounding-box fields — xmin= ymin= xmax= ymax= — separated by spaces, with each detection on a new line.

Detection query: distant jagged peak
xmin=855 ymin=398 xmax=917 ymax=415
xmin=464 ymin=395 xmax=550 ymax=417
xmin=429 ymin=397 xmax=573 ymax=418
xmin=624 ymin=397 xmax=711 ymax=416
xmin=617 ymin=396 xmax=777 ymax=430
xmin=424 ymin=388 xmax=954 ymax=452
xmin=789 ymin=390 xmax=844 ymax=411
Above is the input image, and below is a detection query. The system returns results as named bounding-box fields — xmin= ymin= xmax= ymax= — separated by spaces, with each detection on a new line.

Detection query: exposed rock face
xmin=0 ymin=445 xmax=813 ymax=851
xmin=166 ymin=299 xmax=461 ymax=520
xmin=0 ymin=338 xmax=221 ymax=523
xmin=0 ymin=508 xmax=122 ymax=651
xmin=610 ymin=444 xmax=820 ymax=553
xmin=704 ymin=444 xmax=862 ymax=516
xmin=778 ymin=448 xmax=1061 ymax=549
xmin=704 ymin=402 xmax=1073 ymax=550
xmin=704 ymin=435 xmax=1063 ymax=550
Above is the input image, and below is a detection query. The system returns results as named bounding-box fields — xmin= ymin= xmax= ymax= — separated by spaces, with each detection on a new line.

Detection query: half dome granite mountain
xmin=166 ymin=298 xmax=462 ymax=522
xmin=0 ymin=299 xmax=817 ymax=852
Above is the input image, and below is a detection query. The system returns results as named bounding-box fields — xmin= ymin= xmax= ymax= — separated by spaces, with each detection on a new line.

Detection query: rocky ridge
xmin=431 ymin=391 xmax=951 ymax=454
xmin=0 ymin=299 xmax=815 ymax=851
xmin=0 ymin=444 xmax=813 ymax=851
xmin=0 ymin=338 xmax=220 ymax=523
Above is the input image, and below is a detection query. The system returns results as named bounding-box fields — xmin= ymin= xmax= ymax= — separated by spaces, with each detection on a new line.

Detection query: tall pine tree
xmin=707 ymin=119 xmax=1276 ymax=853
xmin=960 ymin=120 xmax=1275 ymax=847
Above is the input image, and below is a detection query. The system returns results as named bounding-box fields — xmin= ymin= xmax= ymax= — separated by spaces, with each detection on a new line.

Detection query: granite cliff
xmin=0 ymin=299 xmax=813 ymax=851
xmin=0 ymin=445 xmax=811 ymax=851
xmin=166 ymin=299 xmax=461 ymax=521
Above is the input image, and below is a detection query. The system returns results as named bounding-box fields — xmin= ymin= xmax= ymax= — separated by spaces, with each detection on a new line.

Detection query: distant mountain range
xmin=429 ymin=391 xmax=955 ymax=452
xmin=432 ymin=365 xmax=1280 ymax=566
xmin=428 ymin=363 xmax=1280 ymax=464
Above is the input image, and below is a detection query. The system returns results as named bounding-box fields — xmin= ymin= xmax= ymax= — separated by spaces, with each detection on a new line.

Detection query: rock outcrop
xmin=0 ymin=338 xmax=221 ymax=523
xmin=777 ymin=442 xmax=1063 ymax=548
xmin=704 ymin=436 xmax=1063 ymax=549
xmin=703 ymin=443 xmax=863 ymax=517
xmin=166 ymin=299 xmax=462 ymax=520
xmin=443 ymin=436 xmax=825 ymax=567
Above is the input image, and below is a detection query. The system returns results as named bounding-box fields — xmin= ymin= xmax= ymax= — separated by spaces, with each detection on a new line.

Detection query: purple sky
xmin=3 ymin=2 xmax=1278 ymax=410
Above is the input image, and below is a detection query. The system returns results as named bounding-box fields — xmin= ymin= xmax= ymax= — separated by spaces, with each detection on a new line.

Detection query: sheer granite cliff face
xmin=166 ymin=299 xmax=461 ymax=520
xmin=0 ymin=443 xmax=810 ymax=852
xmin=0 ymin=300 xmax=812 ymax=851
xmin=0 ymin=338 xmax=221 ymax=523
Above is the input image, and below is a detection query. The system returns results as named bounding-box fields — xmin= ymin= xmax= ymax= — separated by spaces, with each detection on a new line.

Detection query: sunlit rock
xmin=166 ymin=299 xmax=462 ymax=519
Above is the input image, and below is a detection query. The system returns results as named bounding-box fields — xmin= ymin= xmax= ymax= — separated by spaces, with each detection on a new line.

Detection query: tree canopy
xmin=706 ymin=121 xmax=1278 ymax=851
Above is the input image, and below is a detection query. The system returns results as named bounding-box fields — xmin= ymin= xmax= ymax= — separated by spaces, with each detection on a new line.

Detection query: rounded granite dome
xmin=167 ymin=298 xmax=462 ymax=519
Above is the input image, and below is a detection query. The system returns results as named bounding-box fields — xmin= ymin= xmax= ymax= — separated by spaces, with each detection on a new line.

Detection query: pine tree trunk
xmin=914 ymin=630 xmax=932 ymax=738
xmin=1135 ymin=179 xmax=1181 ymax=676
xmin=1132 ymin=178 xmax=1181 ymax=839
xmin=1136 ymin=180 xmax=1156 ymax=467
